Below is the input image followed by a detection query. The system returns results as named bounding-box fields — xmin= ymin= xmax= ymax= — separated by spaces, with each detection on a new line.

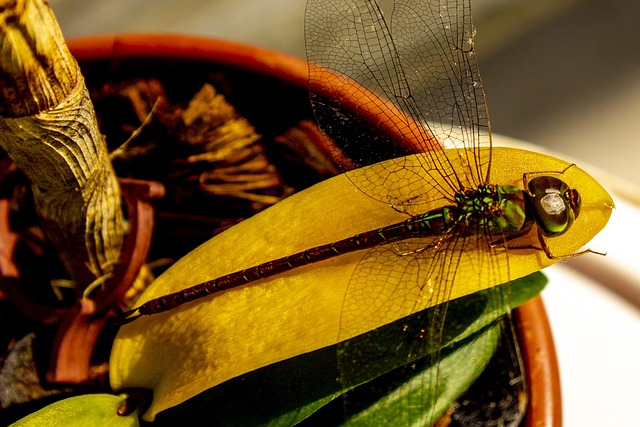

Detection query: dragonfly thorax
xmin=453 ymin=184 xmax=529 ymax=237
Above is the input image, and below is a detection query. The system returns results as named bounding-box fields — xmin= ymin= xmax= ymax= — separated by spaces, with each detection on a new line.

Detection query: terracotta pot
xmin=66 ymin=34 xmax=561 ymax=426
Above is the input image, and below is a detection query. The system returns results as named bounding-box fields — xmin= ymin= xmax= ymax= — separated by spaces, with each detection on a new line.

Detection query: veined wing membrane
xmin=392 ymin=0 xmax=491 ymax=188
xmin=305 ymin=0 xmax=518 ymax=424
xmin=305 ymin=0 xmax=490 ymax=204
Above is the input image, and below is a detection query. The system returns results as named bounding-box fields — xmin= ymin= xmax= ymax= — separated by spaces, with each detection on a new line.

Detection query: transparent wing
xmin=305 ymin=0 xmax=521 ymax=423
xmin=392 ymin=0 xmax=491 ymax=187
xmin=305 ymin=0 xmax=491 ymax=204
xmin=333 ymin=224 xmax=519 ymax=423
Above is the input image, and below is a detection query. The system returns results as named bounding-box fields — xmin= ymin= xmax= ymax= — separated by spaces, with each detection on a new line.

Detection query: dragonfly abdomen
xmin=126 ymin=205 xmax=458 ymax=321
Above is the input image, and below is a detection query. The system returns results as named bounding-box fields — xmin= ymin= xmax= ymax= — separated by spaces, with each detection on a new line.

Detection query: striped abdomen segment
xmin=128 ymin=205 xmax=457 ymax=319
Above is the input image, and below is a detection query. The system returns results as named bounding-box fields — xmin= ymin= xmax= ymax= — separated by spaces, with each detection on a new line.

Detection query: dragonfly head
xmin=528 ymin=176 xmax=581 ymax=237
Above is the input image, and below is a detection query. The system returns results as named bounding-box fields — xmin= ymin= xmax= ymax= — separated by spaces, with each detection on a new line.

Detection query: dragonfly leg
xmin=490 ymin=228 xmax=605 ymax=259
xmin=489 ymin=228 xmax=535 ymax=250
xmin=534 ymin=228 xmax=606 ymax=260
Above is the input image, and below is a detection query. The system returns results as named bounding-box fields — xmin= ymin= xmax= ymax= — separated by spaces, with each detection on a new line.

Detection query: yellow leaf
xmin=110 ymin=147 xmax=612 ymax=420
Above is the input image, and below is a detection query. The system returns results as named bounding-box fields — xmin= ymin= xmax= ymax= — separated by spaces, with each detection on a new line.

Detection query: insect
xmin=119 ymin=167 xmax=589 ymax=325
xmin=114 ymin=0 xmax=612 ymax=423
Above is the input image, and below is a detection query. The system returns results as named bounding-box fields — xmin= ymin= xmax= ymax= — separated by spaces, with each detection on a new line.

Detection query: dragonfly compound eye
xmin=565 ymin=188 xmax=582 ymax=219
xmin=528 ymin=176 xmax=576 ymax=237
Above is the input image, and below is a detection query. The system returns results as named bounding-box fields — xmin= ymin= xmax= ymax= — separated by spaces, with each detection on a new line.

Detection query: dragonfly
xmin=115 ymin=0 xmax=610 ymax=423
xmin=118 ymin=0 xmax=592 ymax=329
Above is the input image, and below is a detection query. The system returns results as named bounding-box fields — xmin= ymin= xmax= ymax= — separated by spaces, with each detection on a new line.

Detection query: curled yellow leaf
xmin=110 ymin=147 xmax=612 ymax=420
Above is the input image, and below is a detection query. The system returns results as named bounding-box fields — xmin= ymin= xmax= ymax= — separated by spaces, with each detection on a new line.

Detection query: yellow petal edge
xmin=110 ymin=147 xmax=613 ymax=420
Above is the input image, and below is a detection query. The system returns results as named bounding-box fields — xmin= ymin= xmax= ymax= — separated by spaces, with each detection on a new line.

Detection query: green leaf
xmin=342 ymin=323 xmax=501 ymax=426
xmin=10 ymin=394 xmax=139 ymax=427
xmin=151 ymin=272 xmax=546 ymax=426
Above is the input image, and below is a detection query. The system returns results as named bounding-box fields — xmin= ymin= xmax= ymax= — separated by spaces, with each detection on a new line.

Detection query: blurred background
xmin=48 ymin=0 xmax=640 ymax=185
xmin=48 ymin=0 xmax=640 ymax=425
